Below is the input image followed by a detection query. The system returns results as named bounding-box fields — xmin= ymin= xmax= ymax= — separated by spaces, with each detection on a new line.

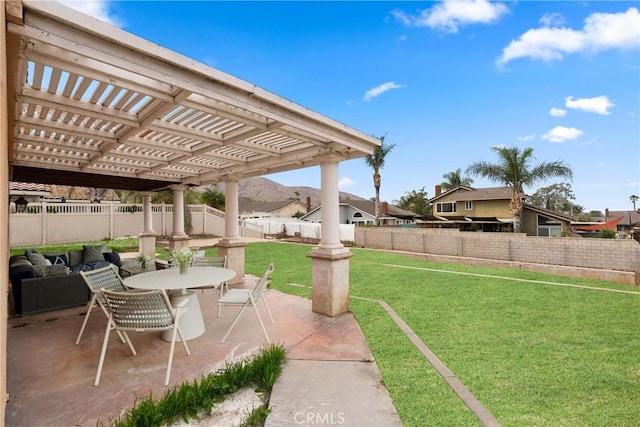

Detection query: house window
xmin=436 ymin=202 xmax=456 ymax=213
xmin=465 ymin=201 xmax=472 ymax=210
xmin=537 ymin=214 xmax=562 ymax=237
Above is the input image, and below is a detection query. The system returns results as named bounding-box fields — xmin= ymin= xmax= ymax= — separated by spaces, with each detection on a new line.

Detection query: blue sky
xmin=60 ymin=1 xmax=639 ymax=212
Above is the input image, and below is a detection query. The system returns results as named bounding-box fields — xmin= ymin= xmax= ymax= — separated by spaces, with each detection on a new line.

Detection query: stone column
xmin=216 ymin=178 xmax=246 ymax=284
xmin=138 ymin=192 xmax=156 ymax=257
xmin=168 ymin=185 xmax=189 ymax=250
xmin=307 ymin=158 xmax=353 ymax=316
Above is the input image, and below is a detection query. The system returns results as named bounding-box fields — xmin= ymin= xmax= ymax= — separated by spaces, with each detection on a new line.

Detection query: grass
xmin=242 ymin=241 xmax=640 ymax=427
xmin=106 ymin=344 xmax=286 ymax=427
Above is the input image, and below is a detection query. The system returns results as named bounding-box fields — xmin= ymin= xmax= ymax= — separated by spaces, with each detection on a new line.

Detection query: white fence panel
xmin=245 ymin=219 xmax=354 ymax=242
xmin=9 ymin=203 xmax=222 ymax=246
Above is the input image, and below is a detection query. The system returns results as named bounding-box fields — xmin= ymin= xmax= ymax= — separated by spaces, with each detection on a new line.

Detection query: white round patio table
xmin=124 ymin=266 xmax=236 ymax=341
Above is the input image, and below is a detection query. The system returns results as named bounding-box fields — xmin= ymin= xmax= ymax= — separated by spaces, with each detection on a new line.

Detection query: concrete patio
xmin=6 ymin=275 xmax=402 ymax=426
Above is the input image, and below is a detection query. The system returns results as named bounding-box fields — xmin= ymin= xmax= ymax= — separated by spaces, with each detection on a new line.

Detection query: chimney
xmin=306 ymin=196 xmax=311 ymax=213
xmin=605 ymin=208 xmax=609 ymax=222
xmin=435 ymin=185 xmax=442 ymax=197
xmin=382 ymin=201 xmax=388 ymax=216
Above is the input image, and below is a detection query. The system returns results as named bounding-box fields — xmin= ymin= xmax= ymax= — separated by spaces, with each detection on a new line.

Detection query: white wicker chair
xmin=76 ymin=264 xmax=128 ymax=345
xmin=191 ymin=256 xmax=228 ymax=295
xmin=218 ymin=263 xmax=274 ymax=343
xmin=95 ymin=289 xmax=190 ymax=386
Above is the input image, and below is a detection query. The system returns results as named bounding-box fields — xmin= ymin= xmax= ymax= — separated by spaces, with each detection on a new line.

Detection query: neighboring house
xmin=238 ymin=197 xmax=311 ymax=219
xmin=9 ymin=182 xmax=120 ymax=204
xmin=425 ymin=185 xmax=574 ymax=237
xmin=604 ymin=209 xmax=640 ymax=234
xmin=301 ymin=199 xmax=420 ymax=226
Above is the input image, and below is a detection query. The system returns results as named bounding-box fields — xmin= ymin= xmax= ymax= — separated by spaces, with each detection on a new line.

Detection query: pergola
xmin=1 ymin=0 xmax=380 ymax=418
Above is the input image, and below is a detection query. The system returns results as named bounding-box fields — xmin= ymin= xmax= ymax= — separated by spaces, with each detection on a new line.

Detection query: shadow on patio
xmin=6 ymin=277 xmax=378 ymax=426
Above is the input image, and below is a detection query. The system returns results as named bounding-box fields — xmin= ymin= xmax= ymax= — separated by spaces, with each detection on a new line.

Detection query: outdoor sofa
xmin=8 ymin=245 xmax=122 ymax=316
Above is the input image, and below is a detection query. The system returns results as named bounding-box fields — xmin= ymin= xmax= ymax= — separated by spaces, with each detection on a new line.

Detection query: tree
xmin=441 ymin=168 xmax=474 ymax=191
xmin=466 ymin=146 xmax=573 ymax=233
xmin=529 ymin=183 xmax=580 ymax=215
xmin=630 ymin=195 xmax=639 ymax=210
xmin=364 ymin=134 xmax=396 ymax=226
xmin=397 ymin=187 xmax=431 ymax=217
xmin=200 ymin=188 xmax=225 ymax=211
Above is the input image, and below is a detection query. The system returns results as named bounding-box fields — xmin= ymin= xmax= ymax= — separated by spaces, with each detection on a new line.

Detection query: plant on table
xmin=170 ymin=247 xmax=194 ymax=274
xmin=135 ymin=253 xmax=152 ymax=269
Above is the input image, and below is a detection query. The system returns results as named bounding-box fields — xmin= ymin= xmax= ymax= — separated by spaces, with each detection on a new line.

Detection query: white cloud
xmin=565 ymin=95 xmax=615 ymax=115
xmin=55 ymin=0 xmax=123 ymax=27
xmin=497 ymin=7 xmax=640 ymax=65
xmin=540 ymin=13 xmax=566 ymax=28
xmin=363 ymin=82 xmax=405 ymax=102
xmin=392 ymin=0 xmax=509 ymax=34
xmin=517 ymin=134 xmax=536 ymax=141
xmin=549 ymin=107 xmax=567 ymax=117
xmin=542 ymin=126 xmax=583 ymax=143
xmin=339 ymin=177 xmax=355 ymax=189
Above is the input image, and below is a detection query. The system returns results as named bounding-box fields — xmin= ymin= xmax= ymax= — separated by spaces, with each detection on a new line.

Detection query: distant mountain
xmin=213 ymin=176 xmax=366 ymax=207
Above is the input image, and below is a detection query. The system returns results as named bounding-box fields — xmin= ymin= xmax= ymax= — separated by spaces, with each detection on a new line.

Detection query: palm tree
xmin=201 ymin=188 xmax=225 ymax=211
xmin=466 ymin=146 xmax=573 ymax=233
xmin=441 ymin=168 xmax=474 ymax=191
xmin=364 ymin=135 xmax=396 ymax=226
xmin=630 ymin=195 xmax=639 ymax=210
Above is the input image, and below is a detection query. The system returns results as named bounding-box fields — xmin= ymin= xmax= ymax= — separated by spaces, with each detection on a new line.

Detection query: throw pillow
xmin=27 ymin=252 xmax=51 ymax=266
xmin=33 ymin=264 xmax=70 ymax=277
xmin=83 ymin=245 xmax=106 ymax=263
xmin=103 ymin=251 xmax=122 ymax=267
xmin=43 ymin=253 xmax=69 ymax=266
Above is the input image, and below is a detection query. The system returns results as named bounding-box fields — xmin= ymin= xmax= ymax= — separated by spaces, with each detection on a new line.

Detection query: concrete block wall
xmin=354 ymin=228 xmax=640 ymax=282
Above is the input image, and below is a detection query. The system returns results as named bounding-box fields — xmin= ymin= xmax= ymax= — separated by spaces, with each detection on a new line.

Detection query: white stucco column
xmin=307 ymin=158 xmax=353 ymax=317
xmin=216 ymin=178 xmax=245 ymax=284
xmin=318 ymin=160 xmax=343 ymax=250
xmin=138 ymin=192 xmax=156 ymax=256
xmin=168 ymin=185 xmax=189 ymax=250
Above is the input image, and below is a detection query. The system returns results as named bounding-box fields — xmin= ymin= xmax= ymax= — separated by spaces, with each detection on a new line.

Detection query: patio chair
xmin=76 ymin=264 xmax=128 ymax=345
xmin=191 ymin=255 xmax=228 ymax=295
xmin=95 ymin=289 xmax=190 ymax=386
xmin=218 ymin=263 xmax=274 ymax=343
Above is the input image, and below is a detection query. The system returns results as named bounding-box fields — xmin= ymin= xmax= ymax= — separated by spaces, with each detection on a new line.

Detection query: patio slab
xmin=5 ymin=277 xmax=400 ymax=426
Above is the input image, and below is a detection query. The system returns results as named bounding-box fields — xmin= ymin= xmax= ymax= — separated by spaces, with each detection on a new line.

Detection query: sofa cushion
xmin=27 ymin=252 xmax=51 ymax=266
xmin=103 ymin=251 xmax=122 ymax=267
xmin=33 ymin=264 xmax=70 ymax=277
xmin=68 ymin=250 xmax=84 ymax=268
xmin=9 ymin=258 xmax=32 ymax=269
xmin=82 ymin=245 xmax=106 ymax=263
xmin=43 ymin=253 xmax=69 ymax=267
xmin=70 ymin=260 xmax=110 ymax=273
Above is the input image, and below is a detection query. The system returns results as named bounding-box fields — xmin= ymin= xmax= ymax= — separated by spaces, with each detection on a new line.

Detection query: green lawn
xmin=243 ymin=241 xmax=640 ymax=427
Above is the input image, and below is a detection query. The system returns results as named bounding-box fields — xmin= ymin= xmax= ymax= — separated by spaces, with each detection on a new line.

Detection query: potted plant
xmin=135 ymin=253 xmax=152 ymax=269
xmin=170 ymin=248 xmax=194 ymax=274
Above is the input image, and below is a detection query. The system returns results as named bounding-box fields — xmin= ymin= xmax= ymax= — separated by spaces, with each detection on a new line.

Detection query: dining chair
xmin=191 ymin=255 xmax=228 ymax=295
xmin=76 ymin=264 xmax=128 ymax=345
xmin=218 ymin=263 xmax=275 ymax=343
xmin=95 ymin=289 xmax=190 ymax=386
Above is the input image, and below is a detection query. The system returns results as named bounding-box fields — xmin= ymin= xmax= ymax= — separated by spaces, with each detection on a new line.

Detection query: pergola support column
xmin=307 ymin=159 xmax=353 ymax=317
xmin=138 ymin=192 xmax=156 ymax=257
xmin=216 ymin=178 xmax=245 ymax=285
xmin=168 ymin=185 xmax=189 ymax=250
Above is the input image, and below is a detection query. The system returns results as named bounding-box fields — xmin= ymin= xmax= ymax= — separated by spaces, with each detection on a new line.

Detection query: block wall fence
xmin=354 ymin=228 xmax=640 ymax=286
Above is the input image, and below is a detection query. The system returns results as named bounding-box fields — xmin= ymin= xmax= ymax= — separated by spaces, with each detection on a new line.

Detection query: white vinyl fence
xmin=9 ymin=203 xmax=263 ymax=247
xmin=245 ymin=218 xmax=355 ymax=243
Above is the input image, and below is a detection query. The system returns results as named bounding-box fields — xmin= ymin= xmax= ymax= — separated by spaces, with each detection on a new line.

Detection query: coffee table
xmin=124 ymin=266 xmax=236 ymax=341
